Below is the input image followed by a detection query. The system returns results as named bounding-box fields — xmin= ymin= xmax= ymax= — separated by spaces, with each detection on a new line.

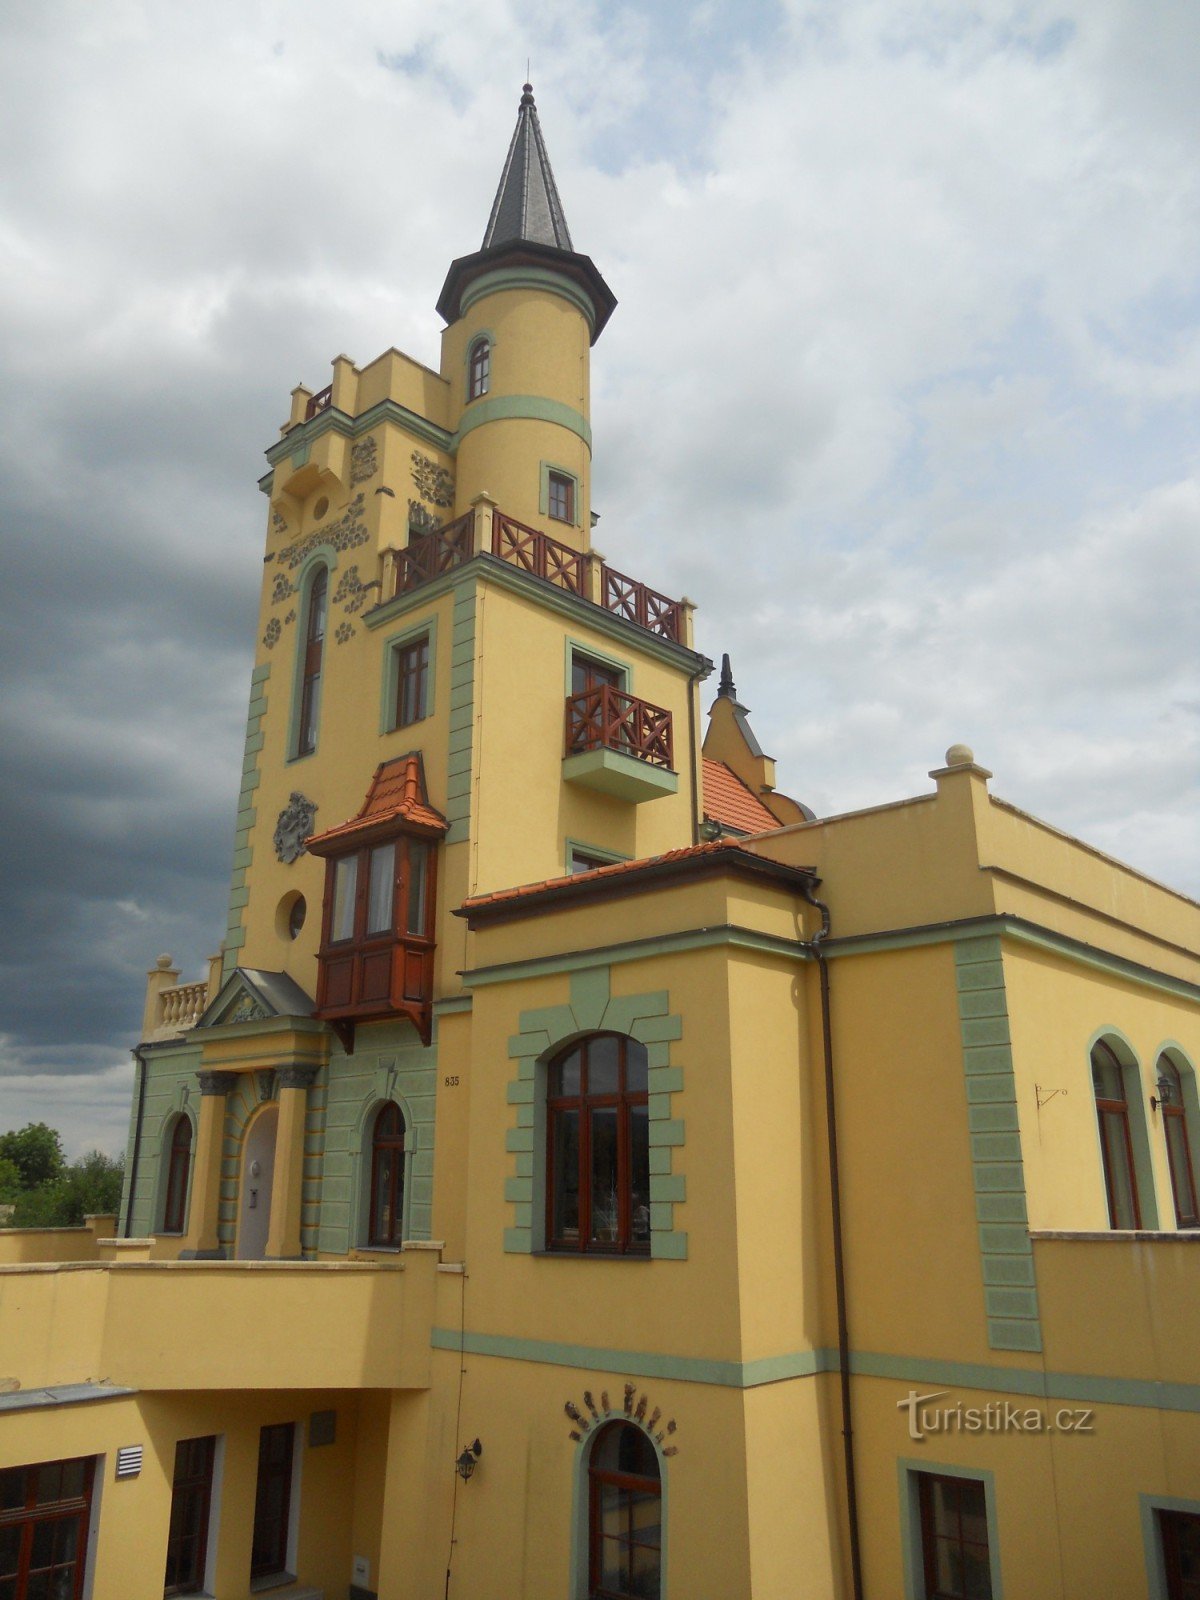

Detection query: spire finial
xmin=480 ymin=78 xmax=573 ymax=252
xmin=718 ymin=653 xmax=736 ymax=699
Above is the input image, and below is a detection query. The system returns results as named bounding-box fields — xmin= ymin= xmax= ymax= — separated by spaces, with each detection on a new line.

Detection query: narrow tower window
xmin=547 ymin=469 xmax=574 ymax=523
xmin=296 ymin=566 xmax=328 ymax=756
xmin=468 ymin=337 xmax=490 ymax=400
xmin=368 ymin=1102 xmax=406 ymax=1247
xmin=1158 ymin=1056 xmax=1199 ymax=1227
xmin=162 ymin=1116 xmax=192 ymax=1234
xmin=1091 ymin=1039 xmax=1141 ymax=1229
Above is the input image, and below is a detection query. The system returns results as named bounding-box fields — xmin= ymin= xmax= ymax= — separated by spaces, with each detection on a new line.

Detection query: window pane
xmin=554 ymin=1048 xmax=582 ymax=1097
xmin=332 ymin=856 xmax=358 ymax=941
xmin=0 ymin=1470 xmax=22 ymax=1512
xmin=587 ymin=1036 xmax=620 ymax=1096
xmin=1092 ymin=1044 xmax=1125 ymax=1100
xmin=367 ymin=844 xmax=395 ymax=936
xmin=551 ymin=1109 xmax=580 ymax=1242
xmin=406 ymin=842 xmax=428 ymax=935
xmin=34 ymin=1464 xmax=61 ymax=1506
xmin=373 ymin=1149 xmax=396 ymax=1241
xmin=1100 ymin=1109 xmax=1138 ymax=1227
xmin=1167 ymin=1115 xmax=1199 ymax=1223
xmin=589 ymin=1107 xmax=619 ymax=1244
xmin=630 ymin=1104 xmax=650 ymax=1245
xmin=0 ymin=1527 xmax=17 ymax=1577
xmin=625 ymin=1040 xmax=649 ymax=1094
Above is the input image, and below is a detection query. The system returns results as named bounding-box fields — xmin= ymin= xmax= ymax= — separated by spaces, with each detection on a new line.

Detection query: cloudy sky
xmin=2 ymin=0 xmax=1197 ymax=1157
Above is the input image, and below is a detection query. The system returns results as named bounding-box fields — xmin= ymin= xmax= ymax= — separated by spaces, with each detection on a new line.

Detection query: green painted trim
xmin=562 ymin=747 xmax=679 ymax=803
xmin=285 ymin=549 xmax=338 ymax=765
xmin=223 ymin=663 xmax=271 ymax=983
xmin=433 ymin=995 xmax=473 ymax=1016
xmin=465 ymin=922 xmax=812 ymax=988
xmin=568 ymin=1408 xmax=670 ymax=1600
xmin=502 ymin=967 xmax=686 ymax=1259
xmin=540 ymin=460 xmax=582 ymax=527
xmin=898 ymin=1458 xmax=1003 ymax=1600
xmin=1142 ymin=1492 xmax=1200 ymax=1600
xmin=429 ymin=1328 xmax=828 ymax=1387
xmin=564 ymin=636 xmax=631 ymax=698
xmin=378 ymin=611 xmax=438 ymax=736
xmin=264 ymin=397 xmax=454 ymax=471
xmin=459 ymin=264 xmax=598 ymax=335
xmin=955 ymin=938 xmax=1042 ymax=1353
xmin=443 ymin=578 xmax=477 ymax=845
xmin=462 ymin=327 xmax=495 ymax=400
xmin=564 ymin=838 xmax=631 ymax=876
xmin=828 ymin=913 xmax=1200 ymax=1006
xmin=453 ymin=393 xmax=592 ymax=452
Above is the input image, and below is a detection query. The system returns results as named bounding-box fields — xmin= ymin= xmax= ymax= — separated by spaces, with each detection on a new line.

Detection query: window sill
xmin=534 ymin=1249 xmax=653 ymax=1262
xmin=249 ymin=1575 xmax=296 ymax=1595
xmin=1029 ymin=1228 xmax=1200 ymax=1241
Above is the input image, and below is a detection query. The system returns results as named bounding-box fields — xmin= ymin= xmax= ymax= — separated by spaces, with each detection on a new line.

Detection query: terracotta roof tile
xmin=462 ymin=839 xmax=760 ymax=912
xmin=701 ymin=758 xmax=779 ymax=835
xmin=306 ymin=754 xmax=447 ymax=851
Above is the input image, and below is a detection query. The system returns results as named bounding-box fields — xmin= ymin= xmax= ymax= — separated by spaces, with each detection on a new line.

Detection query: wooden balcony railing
xmin=379 ymin=506 xmax=686 ymax=647
xmin=394 ymin=511 xmax=475 ymax=595
xmin=565 ymin=685 xmax=674 ymax=769
xmin=305 ymin=384 xmax=333 ymax=420
xmin=492 ymin=513 xmax=587 ymax=596
xmin=601 ymin=565 xmax=683 ymax=643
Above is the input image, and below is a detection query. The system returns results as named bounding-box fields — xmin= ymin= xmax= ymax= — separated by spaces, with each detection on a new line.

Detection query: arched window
xmin=468 ymin=337 xmax=490 ymax=400
xmin=162 ymin=1116 xmax=192 ymax=1234
xmin=1091 ymin=1039 xmax=1141 ymax=1229
xmin=296 ymin=565 xmax=328 ymax=756
xmin=547 ymin=1034 xmax=650 ymax=1255
xmin=588 ymin=1423 xmax=661 ymax=1600
xmin=368 ymin=1102 xmax=406 ymax=1247
xmin=1157 ymin=1055 xmax=1199 ymax=1228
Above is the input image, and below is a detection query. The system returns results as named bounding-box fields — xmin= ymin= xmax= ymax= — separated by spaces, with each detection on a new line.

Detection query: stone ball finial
xmin=156 ymin=953 xmax=173 ymax=969
xmin=945 ymin=744 xmax=975 ymax=768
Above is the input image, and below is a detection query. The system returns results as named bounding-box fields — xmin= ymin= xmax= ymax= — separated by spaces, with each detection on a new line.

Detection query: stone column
xmin=266 ymin=1065 xmax=319 ymax=1260
xmin=182 ymin=1071 xmax=237 ymax=1258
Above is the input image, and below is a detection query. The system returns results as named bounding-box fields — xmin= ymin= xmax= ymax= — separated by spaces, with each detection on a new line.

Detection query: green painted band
xmin=454 ymin=393 xmax=592 ymax=451
xmin=459 ymin=264 xmax=598 ymax=332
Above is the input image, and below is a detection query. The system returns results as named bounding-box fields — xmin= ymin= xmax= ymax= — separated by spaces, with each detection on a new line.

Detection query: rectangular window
xmin=548 ymin=470 xmax=575 ymax=523
xmin=395 ymin=635 xmax=429 ymax=728
xmin=1161 ymin=1509 xmax=1200 ymax=1600
xmin=0 ymin=1456 xmax=95 ymax=1600
xmin=164 ymin=1436 xmax=215 ymax=1596
xmin=366 ymin=843 xmax=396 ymax=936
xmin=250 ymin=1423 xmax=294 ymax=1582
xmin=405 ymin=840 xmax=429 ymax=935
xmin=331 ymin=856 xmax=358 ymax=942
xmin=917 ymin=1472 xmax=992 ymax=1599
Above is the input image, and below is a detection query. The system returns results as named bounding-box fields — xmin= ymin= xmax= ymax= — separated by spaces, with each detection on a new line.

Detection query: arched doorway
xmin=237 ymin=1104 xmax=278 ymax=1260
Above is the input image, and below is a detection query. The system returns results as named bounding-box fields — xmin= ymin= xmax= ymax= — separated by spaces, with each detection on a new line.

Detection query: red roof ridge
xmin=461 ymin=837 xmax=761 ymax=911
xmin=307 ymin=753 xmax=447 ymax=853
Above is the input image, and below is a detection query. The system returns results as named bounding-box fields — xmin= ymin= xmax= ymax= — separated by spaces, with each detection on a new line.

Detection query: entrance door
xmin=237 ymin=1105 xmax=278 ymax=1260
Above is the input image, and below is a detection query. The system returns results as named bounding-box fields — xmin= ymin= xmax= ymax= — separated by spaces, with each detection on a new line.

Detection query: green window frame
xmin=380 ymin=614 xmax=438 ymax=735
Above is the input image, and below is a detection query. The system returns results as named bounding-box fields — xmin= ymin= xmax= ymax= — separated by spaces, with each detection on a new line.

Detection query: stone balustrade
xmin=142 ymin=951 xmax=223 ymax=1042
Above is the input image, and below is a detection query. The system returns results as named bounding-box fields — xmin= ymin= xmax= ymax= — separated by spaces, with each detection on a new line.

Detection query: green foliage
xmin=0 ymin=1156 xmax=21 ymax=1205
xmin=0 ymin=1122 xmax=65 ymax=1190
xmin=4 ymin=1142 xmax=124 ymax=1230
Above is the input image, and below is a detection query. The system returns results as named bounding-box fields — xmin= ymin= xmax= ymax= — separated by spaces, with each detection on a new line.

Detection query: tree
xmin=0 ymin=1122 xmax=65 ymax=1190
xmin=5 ymin=1145 xmax=124 ymax=1230
xmin=0 ymin=1156 xmax=21 ymax=1205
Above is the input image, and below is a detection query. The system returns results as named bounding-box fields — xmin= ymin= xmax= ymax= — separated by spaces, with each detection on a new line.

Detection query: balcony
xmin=0 ymin=1253 xmax=438 ymax=1393
xmin=562 ymin=684 xmax=678 ymax=803
xmin=381 ymin=506 xmax=688 ymax=646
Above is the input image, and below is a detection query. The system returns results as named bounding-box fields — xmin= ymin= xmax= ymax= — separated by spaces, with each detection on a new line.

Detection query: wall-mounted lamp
xmin=1150 ymin=1074 xmax=1175 ymax=1112
xmin=455 ymin=1439 xmax=482 ymax=1481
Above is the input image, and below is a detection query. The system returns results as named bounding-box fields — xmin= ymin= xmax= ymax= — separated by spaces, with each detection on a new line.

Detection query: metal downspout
xmin=800 ymin=880 xmax=865 ymax=1600
xmin=124 ymin=1045 xmax=148 ymax=1238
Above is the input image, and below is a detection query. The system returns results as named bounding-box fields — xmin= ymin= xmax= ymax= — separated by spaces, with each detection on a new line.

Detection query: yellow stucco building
xmin=2 ymin=85 xmax=1199 ymax=1600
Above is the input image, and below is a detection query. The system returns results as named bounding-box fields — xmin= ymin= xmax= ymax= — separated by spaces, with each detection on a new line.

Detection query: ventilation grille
xmin=115 ymin=1445 xmax=143 ymax=1479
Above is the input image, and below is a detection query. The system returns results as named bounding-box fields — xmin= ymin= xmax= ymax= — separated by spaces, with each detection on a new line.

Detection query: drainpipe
xmin=799 ymin=879 xmax=864 ymax=1600
xmin=124 ymin=1046 xmax=148 ymax=1238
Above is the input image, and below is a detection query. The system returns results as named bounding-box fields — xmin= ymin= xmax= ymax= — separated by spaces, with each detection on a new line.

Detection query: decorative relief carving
xmin=271 ymin=573 xmax=294 ymax=605
xmin=563 ymin=1386 xmax=678 ymax=1455
xmin=350 ymin=435 xmax=378 ymax=485
xmin=333 ymin=564 xmax=367 ymax=614
xmin=335 ymin=620 xmax=355 ymax=645
xmin=226 ymin=994 xmax=269 ymax=1024
xmin=411 ymin=451 xmax=454 ymax=509
xmin=273 ymin=793 xmax=317 ymax=864
xmin=262 ymin=617 xmax=282 ymax=649
xmin=280 ymin=492 xmax=370 ymax=572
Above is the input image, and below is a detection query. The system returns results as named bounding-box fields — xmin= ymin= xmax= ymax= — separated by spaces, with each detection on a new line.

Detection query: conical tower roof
xmin=437 ymin=83 xmax=616 ymax=343
xmin=483 ymin=84 xmax=573 ymax=252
